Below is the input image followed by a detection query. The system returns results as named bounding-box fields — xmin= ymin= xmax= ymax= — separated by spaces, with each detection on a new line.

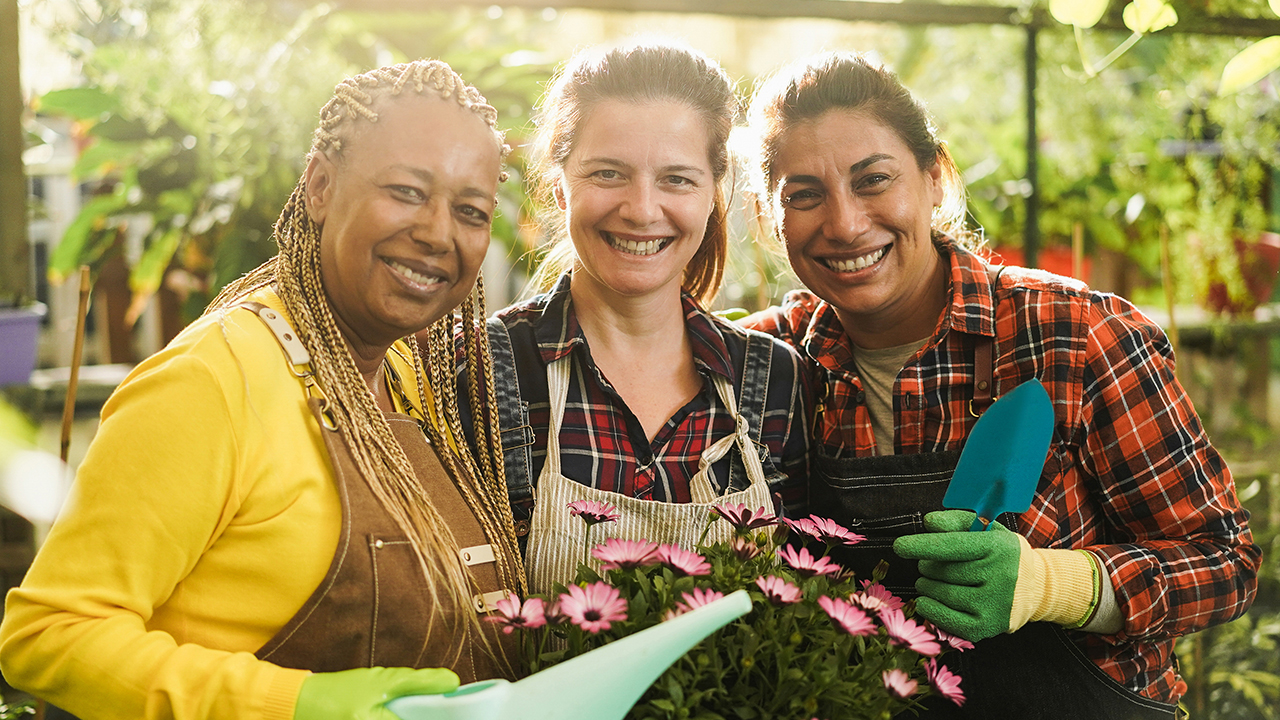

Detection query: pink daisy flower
xmin=712 ymin=503 xmax=778 ymax=530
xmin=591 ymin=538 xmax=659 ymax=570
xmin=566 ymin=500 xmax=621 ymax=526
xmin=755 ymin=575 xmax=803 ymax=605
xmin=818 ymin=596 xmax=877 ymax=636
xmin=484 ymin=592 xmax=547 ymax=634
xmin=558 ymin=582 xmax=628 ymax=633
xmin=655 ymin=544 xmax=711 ymax=576
xmin=882 ymin=669 xmax=919 ymax=698
xmin=666 ymin=587 xmax=726 ymax=619
xmin=881 ymin=608 xmax=942 ymax=656
xmin=926 ymin=659 xmax=966 ymax=706
xmin=777 ymin=545 xmax=841 ymax=578
xmin=730 ymin=536 xmax=762 ymax=561
xmin=852 ymin=582 xmax=905 ymax=614
xmin=782 ymin=516 xmax=822 ymax=542
xmin=806 ymin=516 xmax=866 ymax=546
xmin=932 ymin=626 xmax=976 ymax=652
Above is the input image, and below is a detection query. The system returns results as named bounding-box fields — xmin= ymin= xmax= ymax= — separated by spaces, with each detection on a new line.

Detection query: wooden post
xmin=1159 ymin=224 xmax=1179 ymax=356
xmin=1071 ymin=222 xmax=1084 ymax=280
xmin=0 ymin=0 xmax=31 ymax=307
xmin=59 ymin=267 xmax=91 ymax=462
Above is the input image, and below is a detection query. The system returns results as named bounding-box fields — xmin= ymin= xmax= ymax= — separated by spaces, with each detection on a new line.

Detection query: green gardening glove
xmin=294 ymin=667 xmax=460 ymax=720
xmin=893 ymin=509 xmax=1021 ymax=643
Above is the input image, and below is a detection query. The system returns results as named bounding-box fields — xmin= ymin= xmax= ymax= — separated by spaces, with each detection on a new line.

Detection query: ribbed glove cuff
xmin=1009 ymin=537 xmax=1100 ymax=632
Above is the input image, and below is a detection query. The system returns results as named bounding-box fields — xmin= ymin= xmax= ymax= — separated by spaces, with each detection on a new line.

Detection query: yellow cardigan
xmin=0 ymin=288 xmax=434 ymax=720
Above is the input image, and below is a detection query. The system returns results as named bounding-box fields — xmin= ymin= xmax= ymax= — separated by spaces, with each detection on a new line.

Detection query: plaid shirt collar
xmin=531 ymin=272 xmax=737 ymax=381
xmin=797 ymin=236 xmax=997 ymax=373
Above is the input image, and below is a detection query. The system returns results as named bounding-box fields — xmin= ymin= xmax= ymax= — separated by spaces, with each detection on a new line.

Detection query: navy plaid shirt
xmin=490 ymin=273 xmax=809 ymax=517
xmin=745 ymin=237 xmax=1260 ymax=704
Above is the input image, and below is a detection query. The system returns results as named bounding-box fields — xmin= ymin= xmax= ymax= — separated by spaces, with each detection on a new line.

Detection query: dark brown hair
xmin=530 ymin=40 xmax=739 ymax=305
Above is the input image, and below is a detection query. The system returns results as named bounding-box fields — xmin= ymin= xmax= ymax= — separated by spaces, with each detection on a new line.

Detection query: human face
xmin=557 ymin=99 xmax=717 ymax=304
xmin=307 ymin=94 xmax=500 ymax=358
xmin=770 ymin=109 xmax=946 ymax=346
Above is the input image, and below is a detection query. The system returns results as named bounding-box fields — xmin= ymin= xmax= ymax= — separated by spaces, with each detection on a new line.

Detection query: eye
xmin=389 ymin=185 xmax=425 ymax=202
xmin=780 ymin=188 xmax=822 ymax=211
xmin=664 ymin=174 xmax=693 ymax=187
xmin=592 ymin=169 xmax=622 ymax=181
xmin=456 ymin=204 xmax=491 ymax=226
xmin=855 ymin=173 xmax=892 ymax=193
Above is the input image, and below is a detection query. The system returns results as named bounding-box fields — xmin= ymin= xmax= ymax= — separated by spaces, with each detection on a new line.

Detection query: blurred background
xmin=2 ymin=1 xmax=1279 ymax=717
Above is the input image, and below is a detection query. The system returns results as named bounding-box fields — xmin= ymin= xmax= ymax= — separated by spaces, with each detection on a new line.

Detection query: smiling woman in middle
xmin=474 ymin=40 xmax=810 ymax=593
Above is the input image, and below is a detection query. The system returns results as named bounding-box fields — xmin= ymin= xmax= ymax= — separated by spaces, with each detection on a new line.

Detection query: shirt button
xmin=855 ymin=391 xmax=866 ymax=404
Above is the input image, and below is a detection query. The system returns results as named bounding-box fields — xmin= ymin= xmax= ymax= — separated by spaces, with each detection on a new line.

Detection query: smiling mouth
xmin=603 ymin=231 xmax=672 ymax=257
xmin=385 ymin=259 xmax=445 ymax=288
xmin=821 ymin=246 xmax=887 ymax=273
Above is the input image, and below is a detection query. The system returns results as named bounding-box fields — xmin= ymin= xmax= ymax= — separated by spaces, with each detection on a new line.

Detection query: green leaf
xmin=48 ymin=192 xmax=131 ymax=280
xmin=1122 ymin=0 xmax=1178 ymax=34
xmin=1220 ymin=37 xmax=1280 ymax=95
xmin=36 ymin=87 xmax=121 ymax=120
xmin=1272 ymin=0 xmax=1280 ymax=18
xmin=130 ymin=226 xmax=184 ymax=298
xmin=1050 ymin=0 xmax=1108 ymax=29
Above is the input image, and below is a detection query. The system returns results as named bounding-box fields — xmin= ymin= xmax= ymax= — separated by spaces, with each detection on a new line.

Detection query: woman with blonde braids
xmin=0 ymin=59 xmax=524 ymax=720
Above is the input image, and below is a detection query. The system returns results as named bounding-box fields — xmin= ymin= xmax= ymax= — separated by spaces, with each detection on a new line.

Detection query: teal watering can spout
xmin=388 ymin=589 xmax=752 ymax=720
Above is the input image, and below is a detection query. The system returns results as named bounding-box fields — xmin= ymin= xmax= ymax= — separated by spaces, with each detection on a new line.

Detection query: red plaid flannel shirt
xmin=492 ymin=273 xmax=809 ymax=512
xmin=745 ymin=237 xmax=1260 ymax=703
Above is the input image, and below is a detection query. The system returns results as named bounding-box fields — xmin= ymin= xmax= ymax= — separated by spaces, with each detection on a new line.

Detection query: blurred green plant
xmin=32 ymin=0 xmax=554 ymax=327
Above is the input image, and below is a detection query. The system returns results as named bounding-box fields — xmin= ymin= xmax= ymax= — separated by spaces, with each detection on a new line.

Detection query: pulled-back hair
xmin=529 ymin=40 xmax=739 ymax=305
xmin=208 ymin=59 xmax=523 ymax=673
xmin=746 ymin=52 xmax=975 ymax=248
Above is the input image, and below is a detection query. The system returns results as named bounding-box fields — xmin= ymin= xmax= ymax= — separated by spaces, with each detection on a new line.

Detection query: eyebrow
xmin=779 ymin=153 xmax=896 ymax=187
xmin=392 ymin=165 xmax=494 ymax=202
xmin=578 ymin=157 xmax=709 ymax=176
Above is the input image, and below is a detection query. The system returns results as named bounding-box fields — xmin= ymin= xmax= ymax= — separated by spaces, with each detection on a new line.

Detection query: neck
xmin=569 ymin=271 xmax=688 ymax=349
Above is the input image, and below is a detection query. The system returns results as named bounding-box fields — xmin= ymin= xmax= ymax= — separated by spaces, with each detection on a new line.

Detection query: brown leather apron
xmin=242 ymin=302 xmax=517 ymax=682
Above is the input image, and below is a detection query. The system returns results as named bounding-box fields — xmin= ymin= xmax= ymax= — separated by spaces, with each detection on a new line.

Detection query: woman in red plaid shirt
xmin=742 ymin=52 xmax=1259 ymax=718
xmin=477 ymin=41 xmax=809 ymax=596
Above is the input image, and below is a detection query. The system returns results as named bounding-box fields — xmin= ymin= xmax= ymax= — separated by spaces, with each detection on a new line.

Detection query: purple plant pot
xmin=0 ymin=303 xmax=47 ymax=386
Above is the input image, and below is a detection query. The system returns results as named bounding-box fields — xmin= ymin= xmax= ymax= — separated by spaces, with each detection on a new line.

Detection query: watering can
xmin=942 ymin=378 xmax=1055 ymax=532
xmin=388 ymin=589 xmax=752 ymax=720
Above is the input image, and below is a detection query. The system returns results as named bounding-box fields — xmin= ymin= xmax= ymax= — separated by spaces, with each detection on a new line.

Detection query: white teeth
xmin=605 ymin=232 xmax=668 ymax=257
xmin=825 ymin=247 xmax=886 ymax=273
xmin=386 ymin=259 xmax=443 ymax=286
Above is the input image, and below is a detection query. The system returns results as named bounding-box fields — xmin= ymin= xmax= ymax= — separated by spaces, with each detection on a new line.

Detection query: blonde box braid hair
xmin=208 ymin=59 xmax=524 ymax=673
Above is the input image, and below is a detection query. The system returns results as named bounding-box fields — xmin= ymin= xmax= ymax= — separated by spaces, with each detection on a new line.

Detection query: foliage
xmin=0 ymin=695 xmax=35 ymax=720
xmin=1176 ymin=610 xmax=1280 ymax=720
xmin=497 ymin=505 xmax=966 ymax=720
xmin=31 ymin=0 xmax=554 ymax=325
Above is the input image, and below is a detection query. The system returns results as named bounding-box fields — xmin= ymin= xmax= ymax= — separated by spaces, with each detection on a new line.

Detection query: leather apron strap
xmin=241 ymin=302 xmax=515 ymax=681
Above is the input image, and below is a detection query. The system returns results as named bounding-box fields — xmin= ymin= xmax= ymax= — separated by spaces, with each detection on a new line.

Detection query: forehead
xmin=570 ymin=99 xmax=713 ymax=166
xmin=771 ymin=109 xmax=909 ymax=178
xmin=340 ymin=94 xmax=502 ymax=184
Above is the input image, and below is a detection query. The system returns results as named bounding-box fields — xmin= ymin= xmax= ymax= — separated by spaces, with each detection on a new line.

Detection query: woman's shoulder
xmin=736 ymin=290 xmax=823 ymax=350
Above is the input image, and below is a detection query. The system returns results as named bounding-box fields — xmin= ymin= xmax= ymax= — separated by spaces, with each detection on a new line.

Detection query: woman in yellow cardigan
xmin=0 ymin=59 xmax=523 ymax=720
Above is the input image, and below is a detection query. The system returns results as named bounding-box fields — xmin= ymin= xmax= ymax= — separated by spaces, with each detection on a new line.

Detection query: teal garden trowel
xmin=388 ymin=589 xmax=752 ymax=720
xmin=943 ymin=378 xmax=1055 ymax=532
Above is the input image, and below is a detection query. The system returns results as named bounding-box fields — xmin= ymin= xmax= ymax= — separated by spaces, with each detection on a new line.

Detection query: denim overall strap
xmin=486 ymin=317 xmax=535 ymax=519
xmin=725 ymin=328 xmax=775 ymax=494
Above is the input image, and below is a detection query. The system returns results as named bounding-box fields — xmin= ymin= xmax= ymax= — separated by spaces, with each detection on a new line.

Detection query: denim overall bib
xmin=810 ymin=332 xmax=1178 ymax=719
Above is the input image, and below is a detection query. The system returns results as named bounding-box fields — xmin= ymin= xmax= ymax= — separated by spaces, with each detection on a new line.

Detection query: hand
xmin=893 ymin=509 xmax=1021 ymax=642
xmin=294 ymin=667 xmax=460 ymax=720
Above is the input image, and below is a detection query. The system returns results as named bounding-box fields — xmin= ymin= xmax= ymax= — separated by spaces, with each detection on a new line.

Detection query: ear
xmin=303 ymin=152 xmax=337 ymax=225
xmin=552 ymin=177 xmax=567 ymax=211
xmin=927 ymin=160 xmax=944 ymax=209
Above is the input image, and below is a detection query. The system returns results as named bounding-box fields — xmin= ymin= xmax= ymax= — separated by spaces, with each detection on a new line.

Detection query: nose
xmin=410 ymin=197 xmax=454 ymax=253
xmin=618 ymin=182 xmax=663 ymax=227
xmin=823 ymin=191 xmax=871 ymax=244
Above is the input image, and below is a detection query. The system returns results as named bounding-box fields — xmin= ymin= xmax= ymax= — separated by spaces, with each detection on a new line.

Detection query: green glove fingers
xmin=294 ymin=667 xmax=461 ymax=720
xmin=922 ymin=509 xmax=978 ymax=534
xmin=895 ymin=518 xmax=1021 ymax=642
